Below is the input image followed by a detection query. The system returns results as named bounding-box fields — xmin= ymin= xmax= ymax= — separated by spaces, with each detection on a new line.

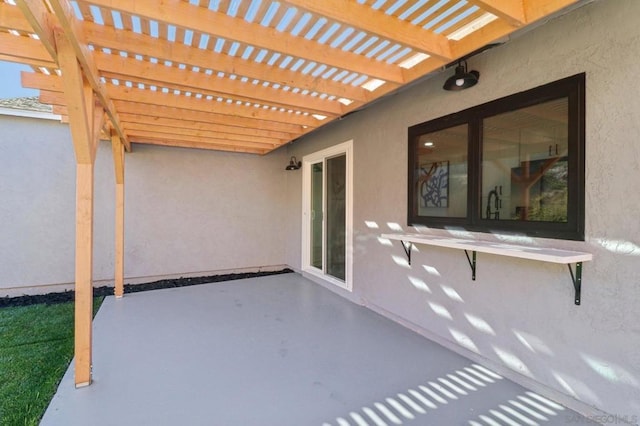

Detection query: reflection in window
xmin=415 ymin=125 xmax=468 ymax=218
xmin=482 ymin=98 xmax=568 ymax=222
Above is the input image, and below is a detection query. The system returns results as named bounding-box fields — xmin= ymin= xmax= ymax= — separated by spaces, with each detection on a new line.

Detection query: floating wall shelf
xmin=381 ymin=233 xmax=593 ymax=305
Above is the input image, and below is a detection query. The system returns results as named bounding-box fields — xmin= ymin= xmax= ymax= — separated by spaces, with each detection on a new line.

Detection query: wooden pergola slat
xmin=86 ymin=0 xmax=406 ymax=84
xmin=130 ymin=136 xmax=269 ymax=155
xmin=123 ymin=126 xmax=279 ymax=150
xmin=25 ymin=71 xmax=326 ymax=129
xmin=282 ymin=0 xmax=453 ymax=61
xmin=117 ymin=113 xmax=295 ymax=141
xmin=80 ymin=22 xmax=372 ymax=103
xmin=0 ymin=32 xmax=56 ymax=67
xmin=113 ymin=103 xmax=308 ymax=135
xmin=94 ymin=52 xmax=348 ymax=116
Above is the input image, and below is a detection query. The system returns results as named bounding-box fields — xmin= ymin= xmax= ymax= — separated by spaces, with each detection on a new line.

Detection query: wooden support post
xmin=74 ymin=162 xmax=94 ymax=387
xmin=111 ymin=133 xmax=125 ymax=298
xmin=114 ymin=181 xmax=125 ymax=298
xmin=55 ymin=27 xmax=98 ymax=388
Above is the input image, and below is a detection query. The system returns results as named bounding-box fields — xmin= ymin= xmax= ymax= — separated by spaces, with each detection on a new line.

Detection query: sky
xmin=0 ymin=60 xmax=39 ymax=99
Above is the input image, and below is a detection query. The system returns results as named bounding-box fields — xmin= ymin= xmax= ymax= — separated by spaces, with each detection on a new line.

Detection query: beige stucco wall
xmin=123 ymin=144 xmax=288 ymax=279
xmin=0 ymin=117 xmax=77 ymax=292
xmin=0 ymin=117 xmax=289 ymax=295
xmin=286 ymin=0 xmax=640 ymax=418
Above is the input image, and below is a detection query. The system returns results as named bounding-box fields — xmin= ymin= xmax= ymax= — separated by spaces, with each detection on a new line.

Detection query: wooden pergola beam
xmin=467 ymin=0 xmax=526 ymax=27
xmin=0 ymin=53 xmax=50 ymax=68
xmin=27 ymin=73 xmax=324 ymax=129
xmin=131 ymin=137 xmax=269 ymax=155
xmin=82 ymin=22 xmax=371 ymax=103
xmin=48 ymin=95 xmax=307 ymax=137
xmin=0 ymin=32 xmax=57 ymax=68
xmin=38 ymin=85 xmax=322 ymax=130
xmin=523 ymin=0 xmax=579 ymax=21
xmin=118 ymin=114 xmax=295 ymax=141
xmin=104 ymin=85 xmax=323 ymax=128
xmin=0 ymin=2 xmax=34 ymax=32
xmin=94 ymin=52 xmax=347 ymax=116
xmin=22 ymin=70 xmax=64 ymax=91
xmin=15 ymin=0 xmax=57 ymax=61
xmin=87 ymin=0 xmax=405 ymax=84
xmin=449 ymin=20 xmax=514 ymax=60
xmin=126 ymin=129 xmax=277 ymax=151
xmin=282 ymin=0 xmax=453 ymax=61
xmin=397 ymin=19 xmax=515 ymax=86
xmin=120 ymin=101 xmax=305 ymax=135
xmin=123 ymin=122 xmax=285 ymax=146
xmin=46 ymin=0 xmax=130 ymax=152
xmin=113 ymin=103 xmax=307 ymax=135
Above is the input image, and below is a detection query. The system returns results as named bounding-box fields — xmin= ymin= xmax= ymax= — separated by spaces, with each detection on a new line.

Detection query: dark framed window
xmin=408 ymin=73 xmax=585 ymax=240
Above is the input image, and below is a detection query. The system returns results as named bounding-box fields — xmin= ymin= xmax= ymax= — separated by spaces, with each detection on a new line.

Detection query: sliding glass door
xmin=302 ymin=141 xmax=352 ymax=290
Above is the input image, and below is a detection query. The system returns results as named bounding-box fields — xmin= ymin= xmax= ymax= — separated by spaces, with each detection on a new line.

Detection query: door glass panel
xmin=326 ymin=155 xmax=346 ymax=281
xmin=310 ymin=162 xmax=323 ymax=269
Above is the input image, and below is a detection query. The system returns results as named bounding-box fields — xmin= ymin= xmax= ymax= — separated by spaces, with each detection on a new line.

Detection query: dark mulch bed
xmin=0 ymin=268 xmax=294 ymax=308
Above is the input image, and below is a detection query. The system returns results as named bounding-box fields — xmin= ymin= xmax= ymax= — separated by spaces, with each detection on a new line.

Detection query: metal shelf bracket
xmin=464 ymin=250 xmax=477 ymax=280
xmin=401 ymin=240 xmax=412 ymax=265
xmin=568 ymin=262 xmax=582 ymax=305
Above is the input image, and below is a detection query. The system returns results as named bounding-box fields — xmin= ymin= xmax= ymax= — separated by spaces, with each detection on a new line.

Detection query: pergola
xmin=0 ymin=0 xmax=580 ymax=388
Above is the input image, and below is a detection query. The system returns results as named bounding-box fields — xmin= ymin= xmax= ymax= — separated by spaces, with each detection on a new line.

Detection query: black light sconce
xmin=443 ymin=61 xmax=480 ymax=91
xmin=285 ymin=156 xmax=301 ymax=170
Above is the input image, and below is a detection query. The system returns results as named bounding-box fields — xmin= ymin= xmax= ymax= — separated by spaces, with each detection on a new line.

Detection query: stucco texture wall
xmin=124 ymin=144 xmax=288 ymax=279
xmin=0 ymin=117 xmax=76 ymax=290
xmin=0 ymin=117 xmax=289 ymax=294
xmin=286 ymin=0 xmax=639 ymax=418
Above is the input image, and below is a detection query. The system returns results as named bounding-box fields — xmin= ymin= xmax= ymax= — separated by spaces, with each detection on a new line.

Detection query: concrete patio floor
xmin=41 ymin=273 xmax=596 ymax=425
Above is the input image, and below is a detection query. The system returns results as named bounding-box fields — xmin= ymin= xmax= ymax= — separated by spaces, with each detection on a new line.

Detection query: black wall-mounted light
xmin=285 ymin=156 xmax=302 ymax=170
xmin=443 ymin=61 xmax=480 ymax=91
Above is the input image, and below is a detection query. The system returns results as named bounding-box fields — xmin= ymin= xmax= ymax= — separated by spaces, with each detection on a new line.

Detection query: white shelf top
xmin=381 ymin=233 xmax=593 ymax=264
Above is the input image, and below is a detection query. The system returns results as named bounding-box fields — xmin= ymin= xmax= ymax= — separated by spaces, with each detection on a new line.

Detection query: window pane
xmin=414 ymin=124 xmax=468 ymax=217
xmin=482 ymin=98 xmax=569 ymax=222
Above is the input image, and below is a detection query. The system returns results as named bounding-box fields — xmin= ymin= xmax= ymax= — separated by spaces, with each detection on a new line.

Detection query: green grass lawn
xmin=0 ymin=297 xmax=103 ymax=425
